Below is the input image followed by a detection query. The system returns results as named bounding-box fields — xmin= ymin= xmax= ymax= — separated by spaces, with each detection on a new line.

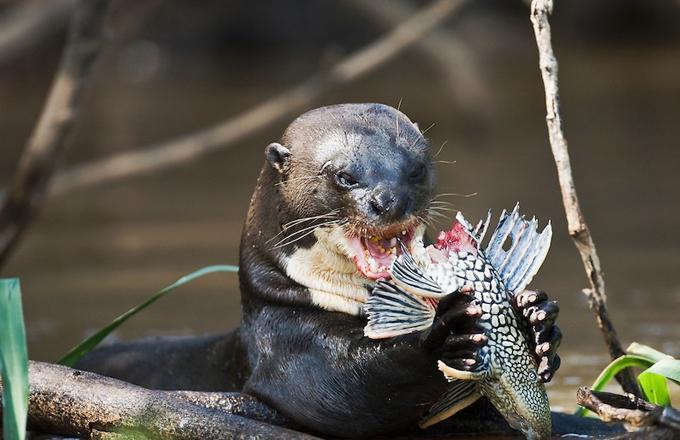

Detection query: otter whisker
xmin=429 ymin=205 xmax=456 ymax=212
xmin=273 ymin=219 xmax=342 ymax=249
xmin=429 ymin=200 xmax=456 ymax=208
xmin=267 ymin=210 xmax=340 ymax=244
xmin=427 ymin=211 xmax=449 ymax=222
xmin=428 ymin=206 xmax=456 ymax=213
xmin=273 ymin=219 xmax=347 ymax=250
xmin=282 ymin=210 xmax=340 ymax=229
xmin=426 ymin=208 xmax=451 ymax=219
xmin=396 ymin=97 xmax=402 ymax=138
xmin=433 ymin=140 xmax=448 ymax=158
xmin=434 ymin=160 xmax=457 ymax=165
xmin=433 ymin=192 xmax=478 ymax=200
xmin=410 ymin=122 xmax=435 ymax=148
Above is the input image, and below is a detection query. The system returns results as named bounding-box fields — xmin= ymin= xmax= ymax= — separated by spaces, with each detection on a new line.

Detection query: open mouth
xmin=345 ymin=224 xmax=419 ymax=280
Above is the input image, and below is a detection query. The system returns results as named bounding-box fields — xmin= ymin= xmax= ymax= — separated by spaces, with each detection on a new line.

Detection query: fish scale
xmin=363 ymin=204 xmax=553 ymax=440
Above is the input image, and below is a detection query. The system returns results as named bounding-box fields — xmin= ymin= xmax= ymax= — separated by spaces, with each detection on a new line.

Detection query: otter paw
xmin=422 ymin=287 xmax=486 ymax=371
xmin=515 ymin=289 xmax=562 ymax=382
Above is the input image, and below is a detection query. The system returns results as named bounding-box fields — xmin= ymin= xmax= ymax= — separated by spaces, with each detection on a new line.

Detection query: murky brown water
xmin=1 ymin=5 xmax=679 ymax=417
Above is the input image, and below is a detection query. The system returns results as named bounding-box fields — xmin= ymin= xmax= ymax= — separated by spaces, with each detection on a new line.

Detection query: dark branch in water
xmin=529 ymin=0 xmax=640 ymax=395
xmin=48 ymin=0 xmax=467 ymax=197
xmin=0 ymin=0 xmax=110 ymax=269
xmin=576 ymin=387 xmax=680 ymax=438
xmin=0 ymin=361 xmax=316 ymax=439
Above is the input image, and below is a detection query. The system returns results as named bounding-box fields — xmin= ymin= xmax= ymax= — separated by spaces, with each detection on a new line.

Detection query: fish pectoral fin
xmin=390 ymin=244 xmax=443 ymax=298
xmin=437 ymin=360 xmax=489 ymax=381
xmin=364 ymin=281 xmax=436 ymax=339
xmin=419 ymin=380 xmax=481 ymax=429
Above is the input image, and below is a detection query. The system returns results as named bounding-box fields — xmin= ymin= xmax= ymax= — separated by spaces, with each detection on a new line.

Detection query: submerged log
xmin=0 ymin=361 xmax=316 ymax=439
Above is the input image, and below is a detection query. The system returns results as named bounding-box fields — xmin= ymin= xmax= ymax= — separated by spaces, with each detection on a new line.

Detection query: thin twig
xmin=49 ymin=0 xmax=467 ymax=197
xmin=0 ymin=0 xmax=110 ymax=269
xmin=529 ymin=0 xmax=640 ymax=395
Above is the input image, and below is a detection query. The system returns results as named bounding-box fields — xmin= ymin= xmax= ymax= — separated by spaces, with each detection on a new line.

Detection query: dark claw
xmin=515 ymin=289 xmax=562 ymax=382
xmin=443 ymin=333 xmax=487 ymax=352
xmin=516 ymin=289 xmax=548 ymax=308
xmin=538 ymin=354 xmax=561 ymax=382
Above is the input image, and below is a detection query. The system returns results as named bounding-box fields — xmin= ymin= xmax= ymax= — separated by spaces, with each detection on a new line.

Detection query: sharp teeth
xmin=389 ymin=238 xmax=397 ymax=247
xmin=401 ymin=230 xmax=407 ymax=235
xmin=368 ymin=257 xmax=379 ymax=272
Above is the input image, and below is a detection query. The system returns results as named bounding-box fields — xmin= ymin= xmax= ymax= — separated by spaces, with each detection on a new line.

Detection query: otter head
xmin=265 ymin=103 xmax=434 ymax=281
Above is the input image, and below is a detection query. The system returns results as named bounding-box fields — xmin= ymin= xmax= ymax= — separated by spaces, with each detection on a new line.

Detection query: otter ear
xmin=265 ymin=143 xmax=291 ymax=174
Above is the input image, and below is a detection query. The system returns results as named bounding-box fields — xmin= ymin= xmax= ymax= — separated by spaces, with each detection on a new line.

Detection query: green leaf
xmin=577 ymin=344 xmax=680 ymax=417
xmin=638 ymin=370 xmax=671 ymax=406
xmin=589 ymin=355 xmax=655 ymax=392
xmin=58 ymin=265 xmax=238 ymax=367
xmin=644 ymin=358 xmax=680 ymax=386
xmin=626 ymin=342 xmax=674 ymax=364
xmin=0 ymin=279 xmax=29 ymax=440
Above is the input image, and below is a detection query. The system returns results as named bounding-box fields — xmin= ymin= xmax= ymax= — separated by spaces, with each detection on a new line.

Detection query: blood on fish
xmin=435 ymin=221 xmax=478 ymax=255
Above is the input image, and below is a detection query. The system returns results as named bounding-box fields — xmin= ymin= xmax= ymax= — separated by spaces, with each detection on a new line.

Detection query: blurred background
xmin=1 ymin=0 xmax=679 ymax=411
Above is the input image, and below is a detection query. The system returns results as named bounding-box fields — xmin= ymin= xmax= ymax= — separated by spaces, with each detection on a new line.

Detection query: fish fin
xmin=389 ymin=243 xmax=443 ymax=298
xmin=484 ymin=204 xmax=553 ymax=294
xmin=364 ymin=281 xmax=436 ymax=339
xmin=419 ymin=381 xmax=481 ymax=428
xmin=437 ymin=360 xmax=489 ymax=381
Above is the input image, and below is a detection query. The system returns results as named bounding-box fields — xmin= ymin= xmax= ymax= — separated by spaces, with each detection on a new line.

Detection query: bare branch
xmin=0 ymin=0 xmax=74 ymax=64
xmin=343 ymin=0 xmax=493 ymax=118
xmin=576 ymin=387 xmax=680 ymax=438
xmin=49 ymin=0 xmax=467 ymax=197
xmin=0 ymin=0 xmax=110 ymax=268
xmin=529 ymin=0 xmax=640 ymax=395
xmin=0 ymin=361 xmax=316 ymax=439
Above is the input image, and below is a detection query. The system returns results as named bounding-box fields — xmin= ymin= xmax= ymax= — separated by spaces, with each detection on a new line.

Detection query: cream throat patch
xmin=282 ymin=225 xmax=374 ymax=316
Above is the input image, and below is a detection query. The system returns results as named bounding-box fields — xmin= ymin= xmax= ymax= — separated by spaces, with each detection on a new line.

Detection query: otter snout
xmin=368 ymin=185 xmax=409 ymax=222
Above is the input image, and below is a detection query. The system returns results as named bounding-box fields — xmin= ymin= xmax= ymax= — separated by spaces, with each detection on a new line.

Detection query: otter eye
xmin=335 ymin=171 xmax=358 ymax=189
xmin=409 ymin=163 xmax=427 ymax=182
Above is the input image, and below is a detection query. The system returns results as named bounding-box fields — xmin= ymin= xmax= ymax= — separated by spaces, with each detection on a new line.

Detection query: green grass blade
xmin=0 ymin=279 xmax=29 ymax=440
xmin=638 ymin=370 xmax=671 ymax=406
xmin=58 ymin=265 xmax=238 ymax=367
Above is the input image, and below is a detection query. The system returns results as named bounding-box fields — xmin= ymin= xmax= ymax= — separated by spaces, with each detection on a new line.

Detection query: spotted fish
xmin=364 ymin=204 xmax=553 ymax=440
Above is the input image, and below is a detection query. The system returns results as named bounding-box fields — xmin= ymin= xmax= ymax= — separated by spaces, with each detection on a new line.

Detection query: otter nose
xmin=369 ymin=187 xmax=406 ymax=220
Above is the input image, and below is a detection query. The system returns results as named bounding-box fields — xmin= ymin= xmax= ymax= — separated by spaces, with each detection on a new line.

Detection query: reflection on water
xmin=2 ymin=15 xmax=680 ymax=414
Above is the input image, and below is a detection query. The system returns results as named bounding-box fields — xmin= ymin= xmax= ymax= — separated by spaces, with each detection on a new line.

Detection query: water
xmin=2 ymin=9 xmax=679 ymax=416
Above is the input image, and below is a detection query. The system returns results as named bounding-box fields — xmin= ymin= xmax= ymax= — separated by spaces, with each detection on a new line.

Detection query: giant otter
xmin=237 ymin=103 xmax=561 ymax=437
xmin=79 ymin=103 xmax=564 ymax=438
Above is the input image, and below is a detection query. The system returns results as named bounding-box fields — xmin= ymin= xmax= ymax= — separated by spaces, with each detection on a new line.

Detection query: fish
xmin=364 ymin=204 xmax=553 ymax=440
